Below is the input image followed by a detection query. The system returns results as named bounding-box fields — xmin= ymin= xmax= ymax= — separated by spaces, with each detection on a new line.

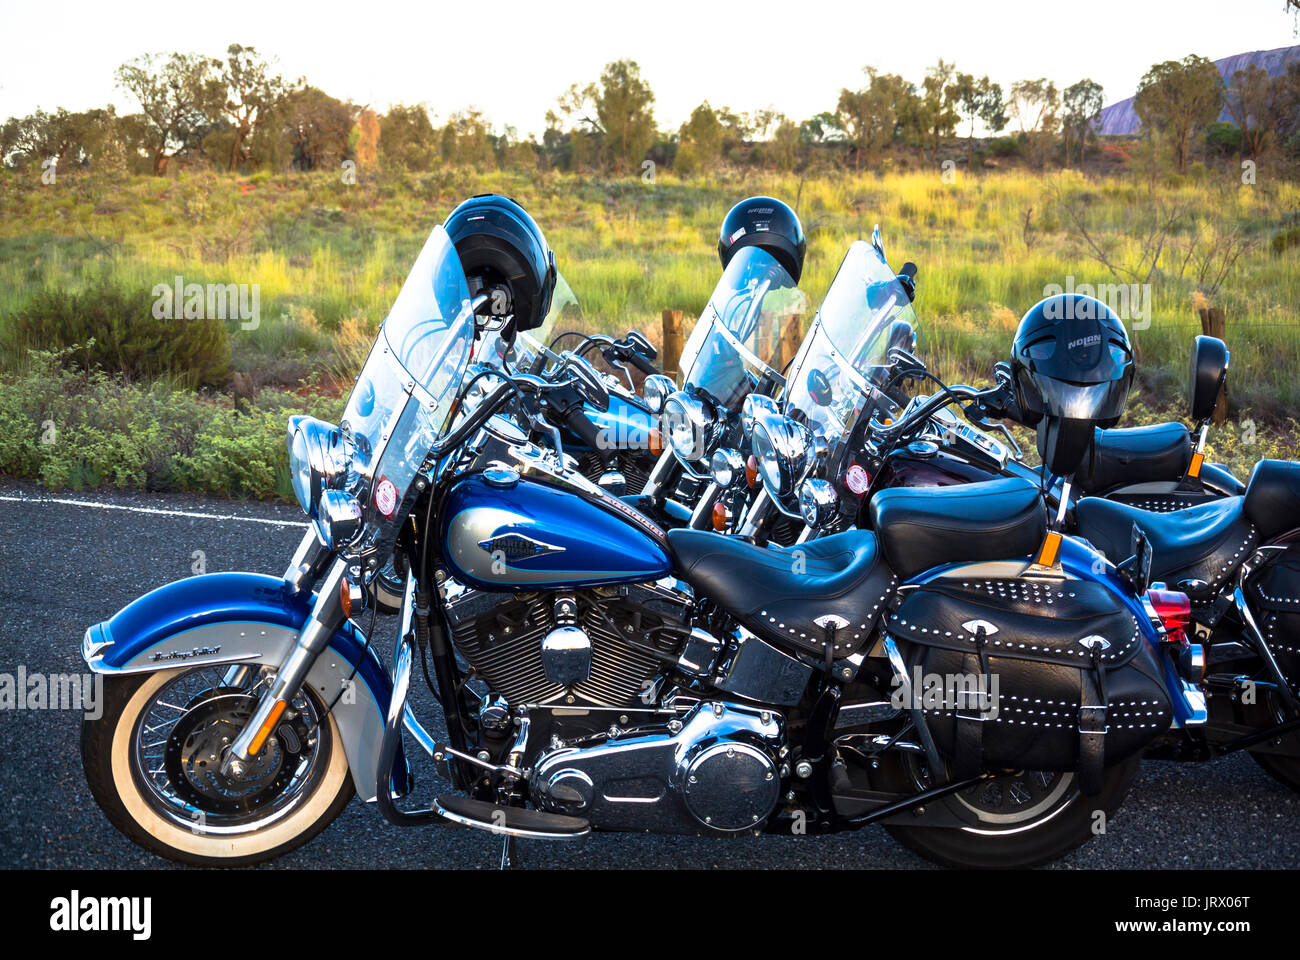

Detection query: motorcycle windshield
xmin=500 ymin=270 xmax=582 ymax=374
xmin=677 ymin=245 xmax=807 ymax=411
xmin=341 ymin=225 xmax=475 ymax=537
xmin=783 ymin=240 xmax=915 ymax=442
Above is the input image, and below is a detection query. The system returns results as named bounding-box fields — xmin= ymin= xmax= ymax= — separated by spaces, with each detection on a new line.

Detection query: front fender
xmin=81 ymin=572 xmax=405 ymax=802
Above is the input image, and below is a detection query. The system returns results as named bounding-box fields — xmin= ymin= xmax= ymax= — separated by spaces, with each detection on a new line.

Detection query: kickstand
xmin=498 ymin=833 xmax=520 ymax=870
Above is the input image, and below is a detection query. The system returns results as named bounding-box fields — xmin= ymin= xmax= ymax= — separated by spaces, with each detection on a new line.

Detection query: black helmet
xmin=445 ymin=194 xmax=556 ymax=333
xmin=718 ymin=196 xmax=806 ymax=283
xmin=1011 ymin=293 xmax=1134 ymax=476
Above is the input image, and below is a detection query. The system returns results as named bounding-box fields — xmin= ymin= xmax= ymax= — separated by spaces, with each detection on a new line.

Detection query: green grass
xmin=0 ymin=162 xmax=1296 ymax=497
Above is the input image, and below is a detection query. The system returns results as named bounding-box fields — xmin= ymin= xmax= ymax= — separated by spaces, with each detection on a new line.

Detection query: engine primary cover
xmin=681 ymin=741 xmax=780 ymax=832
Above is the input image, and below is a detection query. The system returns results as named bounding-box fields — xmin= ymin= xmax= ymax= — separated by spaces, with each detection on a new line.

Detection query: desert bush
xmin=8 ymin=279 xmax=230 ymax=387
xmin=0 ymin=346 xmax=338 ymax=498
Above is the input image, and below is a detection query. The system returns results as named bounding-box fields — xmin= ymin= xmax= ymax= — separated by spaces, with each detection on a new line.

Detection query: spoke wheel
xmin=82 ymin=666 xmax=354 ymax=866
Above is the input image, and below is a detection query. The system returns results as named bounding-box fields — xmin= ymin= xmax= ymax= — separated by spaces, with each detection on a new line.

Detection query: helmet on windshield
xmin=718 ymin=196 xmax=806 ymax=283
xmin=445 ymin=194 xmax=556 ymax=333
xmin=1011 ymin=293 xmax=1134 ymax=476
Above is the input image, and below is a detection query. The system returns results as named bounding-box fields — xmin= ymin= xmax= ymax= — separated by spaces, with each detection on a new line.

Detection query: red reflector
xmin=1148 ymin=589 xmax=1192 ymax=630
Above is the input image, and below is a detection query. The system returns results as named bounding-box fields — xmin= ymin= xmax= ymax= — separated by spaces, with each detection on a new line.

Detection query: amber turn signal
xmin=711 ymin=500 xmax=729 ymax=531
xmin=648 ymin=427 xmax=663 ymax=458
xmin=745 ymin=455 xmax=759 ymax=489
xmin=248 ymin=698 xmax=288 ymax=757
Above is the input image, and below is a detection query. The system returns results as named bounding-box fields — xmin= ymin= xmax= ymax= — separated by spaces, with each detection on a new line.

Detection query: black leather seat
xmin=1074 ymin=495 xmax=1257 ymax=590
xmin=1243 ymin=459 xmax=1300 ymax=541
xmin=666 ymin=528 xmax=896 ymax=660
xmin=868 ymin=476 xmax=1047 ymax=580
xmin=1079 ymin=422 xmax=1191 ymax=494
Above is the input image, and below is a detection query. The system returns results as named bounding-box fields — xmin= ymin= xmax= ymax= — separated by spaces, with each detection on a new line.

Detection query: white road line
xmin=0 ymin=494 xmax=307 ymax=528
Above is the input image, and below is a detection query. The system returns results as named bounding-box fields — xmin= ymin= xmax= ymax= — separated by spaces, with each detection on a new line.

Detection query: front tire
xmin=82 ymin=667 xmax=354 ymax=866
xmin=886 ymin=758 xmax=1140 ymax=868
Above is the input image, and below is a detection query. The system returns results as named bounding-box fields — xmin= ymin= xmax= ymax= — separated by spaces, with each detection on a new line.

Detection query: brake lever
xmin=600 ymin=347 xmax=637 ymax=391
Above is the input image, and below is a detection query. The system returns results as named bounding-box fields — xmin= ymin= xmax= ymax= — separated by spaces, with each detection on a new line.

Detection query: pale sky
xmin=1 ymin=0 xmax=1296 ymax=137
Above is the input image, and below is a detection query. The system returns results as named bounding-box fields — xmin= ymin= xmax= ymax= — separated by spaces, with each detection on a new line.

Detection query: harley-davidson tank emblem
xmin=477 ymin=532 xmax=566 ymax=563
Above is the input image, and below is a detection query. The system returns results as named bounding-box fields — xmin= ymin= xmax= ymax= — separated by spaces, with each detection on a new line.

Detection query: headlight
xmin=710 ymin=447 xmax=743 ymax=487
xmin=660 ymin=390 xmax=712 ymax=463
xmin=750 ymin=411 xmax=812 ymax=500
xmin=642 ymin=374 xmax=675 ymax=414
xmin=798 ymin=478 xmax=838 ymax=528
xmin=314 ymin=489 xmax=363 ymax=549
xmin=286 ymin=415 xmax=347 ymax=518
xmin=741 ymin=393 xmax=779 ymax=435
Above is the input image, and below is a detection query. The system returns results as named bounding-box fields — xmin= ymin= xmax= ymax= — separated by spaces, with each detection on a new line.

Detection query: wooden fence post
xmin=778 ymin=313 xmax=804 ymax=374
xmin=1197 ymin=305 xmax=1228 ymax=425
xmin=661 ymin=309 xmax=686 ymax=382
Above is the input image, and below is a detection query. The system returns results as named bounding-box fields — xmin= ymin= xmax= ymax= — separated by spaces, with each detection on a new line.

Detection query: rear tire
xmin=885 ymin=758 xmax=1140 ymax=869
xmin=82 ymin=669 xmax=354 ymax=866
xmin=1250 ymin=751 xmax=1300 ymax=793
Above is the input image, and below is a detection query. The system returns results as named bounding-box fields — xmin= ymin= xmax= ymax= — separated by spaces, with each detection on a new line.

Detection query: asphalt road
xmin=1 ymin=479 xmax=1298 ymax=870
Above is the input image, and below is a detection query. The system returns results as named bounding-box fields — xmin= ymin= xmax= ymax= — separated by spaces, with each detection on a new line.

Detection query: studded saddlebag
xmin=887 ymin=577 xmax=1173 ymax=795
xmin=1247 ymin=551 xmax=1300 ymax=687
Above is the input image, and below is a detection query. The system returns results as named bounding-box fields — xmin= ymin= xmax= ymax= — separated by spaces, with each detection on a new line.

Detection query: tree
xmin=1134 ymin=55 xmax=1223 ymax=173
xmin=1062 ymin=78 xmax=1104 ymax=165
xmin=676 ymin=101 xmax=723 ymax=174
xmin=439 ymin=109 xmax=495 ymax=169
xmin=769 ymin=117 xmax=801 ymax=172
xmin=213 ymin=44 xmax=287 ymax=171
xmin=837 ymin=68 xmax=903 ymax=171
xmin=277 ymin=86 xmax=355 ymax=171
xmin=1 ymin=107 xmax=125 ymax=170
xmin=915 ymin=60 xmax=960 ymax=165
xmin=381 ymin=103 xmax=436 ymax=170
xmin=1224 ymin=65 xmax=1282 ymax=160
xmin=952 ymin=73 xmax=1006 ymax=168
xmin=1008 ymin=78 xmax=1061 ymax=168
xmin=115 ymin=52 xmax=219 ymax=175
xmin=593 ymin=59 xmax=657 ymax=171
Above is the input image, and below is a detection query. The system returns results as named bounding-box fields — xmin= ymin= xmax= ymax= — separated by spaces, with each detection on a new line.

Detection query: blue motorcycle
xmin=80 ymin=207 xmax=1195 ymax=868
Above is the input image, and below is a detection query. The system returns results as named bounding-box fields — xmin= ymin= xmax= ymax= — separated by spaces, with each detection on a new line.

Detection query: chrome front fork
xmin=638 ymin=449 xmax=678 ymax=501
xmin=221 ymin=542 xmax=347 ymax=776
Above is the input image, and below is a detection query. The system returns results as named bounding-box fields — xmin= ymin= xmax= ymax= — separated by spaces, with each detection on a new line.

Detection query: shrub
xmin=0 ymin=346 xmax=339 ymax=498
xmin=989 ymin=137 xmax=1021 ymax=158
xmin=1273 ymin=226 xmax=1300 ymax=256
xmin=8 ymin=279 xmax=230 ymax=387
xmin=1204 ymin=121 xmax=1242 ymax=157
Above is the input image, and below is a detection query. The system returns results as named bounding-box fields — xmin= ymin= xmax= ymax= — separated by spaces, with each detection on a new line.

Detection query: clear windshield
xmin=783 ymin=239 xmax=916 ymax=442
xmin=678 ymin=245 xmax=808 ymax=412
xmin=340 ymin=225 xmax=474 ymax=540
xmin=511 ymin=271 xmax=581 ymax=374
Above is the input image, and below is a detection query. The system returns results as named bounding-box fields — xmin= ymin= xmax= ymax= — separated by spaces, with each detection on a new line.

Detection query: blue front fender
xmin=82 ymin=572 xmax=405 ymax=801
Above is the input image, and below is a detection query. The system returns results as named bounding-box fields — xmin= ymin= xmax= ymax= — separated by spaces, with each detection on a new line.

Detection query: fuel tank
xmin=440 ymin=473 xmax=672 ymax=591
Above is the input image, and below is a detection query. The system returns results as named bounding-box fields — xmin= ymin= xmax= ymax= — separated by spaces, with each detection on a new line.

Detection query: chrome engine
xmin=442 ymin=580 xmax=691 ymax=708
xmin=530 ymin=699 xmax=785 ymax=834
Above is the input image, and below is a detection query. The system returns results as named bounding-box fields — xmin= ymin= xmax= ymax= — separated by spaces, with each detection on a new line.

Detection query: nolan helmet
xmin=718 ymin=196 xmax=806 ymax=283
xmin=1011 ymin=293 xmax=1134 ymax=477
xmin=445 ymin=194 xmax=556 ymax=334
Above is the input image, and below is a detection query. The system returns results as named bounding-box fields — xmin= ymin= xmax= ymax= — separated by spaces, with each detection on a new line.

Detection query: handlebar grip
xmin=625 ymin=350 xmax=658 ymax=375
xmin=562 ymin=406 xmax=613 ymax=466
